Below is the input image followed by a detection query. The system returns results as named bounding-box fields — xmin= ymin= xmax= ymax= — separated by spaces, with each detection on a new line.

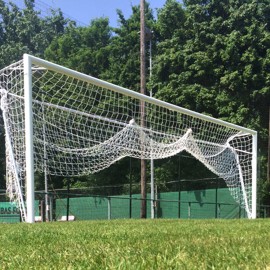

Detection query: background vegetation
xmin=0 ymin=0 xmax=269 ymax=205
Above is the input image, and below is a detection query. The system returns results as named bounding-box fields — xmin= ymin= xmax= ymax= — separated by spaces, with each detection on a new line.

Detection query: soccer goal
xmin=0 ymin=54 xmax=257 ymax=222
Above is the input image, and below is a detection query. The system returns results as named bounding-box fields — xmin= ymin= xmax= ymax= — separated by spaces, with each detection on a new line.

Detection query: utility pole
xmin=145 ymin=27 xmax=155 ymax=219
xmin=140 ymin=0 xmax=147 ymax=218
xmin=267 ymin=106 xmax=270 ymax=182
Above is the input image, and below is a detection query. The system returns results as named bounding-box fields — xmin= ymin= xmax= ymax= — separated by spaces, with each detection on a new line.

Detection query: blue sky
xmin=39 ymin=0 xmax=169 ymax=27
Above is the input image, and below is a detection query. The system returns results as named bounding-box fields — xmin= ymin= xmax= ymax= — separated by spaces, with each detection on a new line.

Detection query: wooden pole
xmin=140 ymin=0 xmax=147 ymax=218
xmin=267 ymin=106 xmax=270 ymax=182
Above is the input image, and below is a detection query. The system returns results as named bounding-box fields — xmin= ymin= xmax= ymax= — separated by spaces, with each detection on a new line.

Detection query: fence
xmin=1 ymin=188 xmax=270 ymax=223
xmin=1 ymin=187 xmax=246 ymax=222
xmin=53 ymin=189 xmax=246 ymax=221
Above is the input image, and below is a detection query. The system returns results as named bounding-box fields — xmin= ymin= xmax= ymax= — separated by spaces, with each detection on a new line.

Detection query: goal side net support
xmin=0 ymin=54 xmax=257 ymax=222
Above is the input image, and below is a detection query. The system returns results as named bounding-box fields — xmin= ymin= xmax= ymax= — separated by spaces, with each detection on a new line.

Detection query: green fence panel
xmin=157 ymin=192 xmax=179 ymax=219
xmin=0 ymin=200 xmax=39 ymax=223
xmin=156 ymin=188 xmax=243 ymax=219
xmin=217 ymin=188 xmax=246 ymax=218
xmin=0 ymin=201 xmax=20 ymax=223
xmin=131 ymin=194 xmax=141 ymax=219
xmin=54 ymin=188 xmax=244 ymax=221
xmin=130 ymin=194 xmax=152 ymax=219
xmin=110 ymin=197 xmax=130 ymax=219
xmin=55 ymin=196 xmax=108 ymax=220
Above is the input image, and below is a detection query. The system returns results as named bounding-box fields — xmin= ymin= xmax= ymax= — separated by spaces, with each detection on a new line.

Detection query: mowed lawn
xmin=0 ymin=219 xmax=269 ymax=269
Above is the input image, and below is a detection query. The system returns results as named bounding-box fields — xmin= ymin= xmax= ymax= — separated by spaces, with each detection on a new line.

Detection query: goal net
xmin=0 ymin=54 xmax=257 ymax=222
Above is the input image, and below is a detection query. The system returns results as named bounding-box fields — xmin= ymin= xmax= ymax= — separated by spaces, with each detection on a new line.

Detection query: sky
xmin=27 ymin=0 xmax=171 ymax=27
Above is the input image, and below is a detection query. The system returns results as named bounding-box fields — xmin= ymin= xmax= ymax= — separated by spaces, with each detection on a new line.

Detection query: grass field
xmin=0 ymin=219 xmax=269 ymax=269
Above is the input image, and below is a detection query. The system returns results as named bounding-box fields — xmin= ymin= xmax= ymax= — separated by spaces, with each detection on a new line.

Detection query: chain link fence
xmin=1 ymin=182 xmax=269 ymax=223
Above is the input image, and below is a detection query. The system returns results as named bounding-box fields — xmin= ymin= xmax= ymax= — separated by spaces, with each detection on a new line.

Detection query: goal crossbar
xmin=29 ymin=55 xmax=256 ymax=135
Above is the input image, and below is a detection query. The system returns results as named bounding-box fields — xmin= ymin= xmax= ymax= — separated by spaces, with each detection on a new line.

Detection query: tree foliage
xmin=155 ymin=0 xmax=270 ymax=125
xmin=0 ymin=0 xmax=269 ymax=204
xmin=0 ymin=0 xmax=67 ymax=68
xmin=45 ymin=17 xmax=111 ymax=77
xmin=154 ymin=0 xmax=270 ymax=183
xmin=0 ymin=0 xmax=67 ymax=189
xmin=101 ymin=3 xmax=155 ymax=90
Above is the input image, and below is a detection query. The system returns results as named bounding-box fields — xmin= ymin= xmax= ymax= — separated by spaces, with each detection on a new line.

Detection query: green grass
xmin=0 ymin=219 xmax=270 ymax=269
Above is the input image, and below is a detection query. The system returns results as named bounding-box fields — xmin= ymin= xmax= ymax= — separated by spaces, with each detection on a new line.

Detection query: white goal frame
xmin=1 ymin=54 xmax=257 ymax=222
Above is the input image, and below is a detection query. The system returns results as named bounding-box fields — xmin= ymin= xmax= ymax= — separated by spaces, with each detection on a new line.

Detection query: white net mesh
xmin=0 ymin=56 xmax=256 ymax=220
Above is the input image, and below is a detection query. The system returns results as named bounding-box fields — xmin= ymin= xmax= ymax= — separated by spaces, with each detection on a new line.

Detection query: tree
xmin=102 ymin=2 xmax=155 ymax=90
xmin=153 ymin=0 xmax=270 ymax=188
xmin=0 ymin=0 xmax=68 ymax=191
xmin=45 ymin=4 xmax=156 ymax=194
xmin=45 ymin=17 xmax=112 ymax=77
xmin=0 ymin=0 xmax=67 ymax=68
xmin=155 ymin=0 xmax=269 ymax=120
xmin=156 ymin=0 xmax=185 ymax=40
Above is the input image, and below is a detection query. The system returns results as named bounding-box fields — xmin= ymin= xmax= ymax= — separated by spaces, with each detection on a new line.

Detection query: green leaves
xmin=0 ymin=0 xmax=66 ymax=67
xmin=0 ymin=0 xmax=269 ymax=199
xmin=45 ymin=18 xmax=111 ymax=77
xmin=157 ymin=0 xmax=185 ymax=40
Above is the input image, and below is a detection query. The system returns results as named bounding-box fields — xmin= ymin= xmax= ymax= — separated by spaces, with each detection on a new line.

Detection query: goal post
xmin=252 ymin=133 xmax=257 ymax=219
xmin=0 ymin=54 xmax=257 ymax=222
xmin=24 ymin=54 xmax=35 ymax=223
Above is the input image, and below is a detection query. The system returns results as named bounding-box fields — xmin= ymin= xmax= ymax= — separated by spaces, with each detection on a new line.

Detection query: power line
xmin=2 ymin=0 xmax=87 ymax=26
xmin=35 ymin=0 xmax=87 ymax=26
